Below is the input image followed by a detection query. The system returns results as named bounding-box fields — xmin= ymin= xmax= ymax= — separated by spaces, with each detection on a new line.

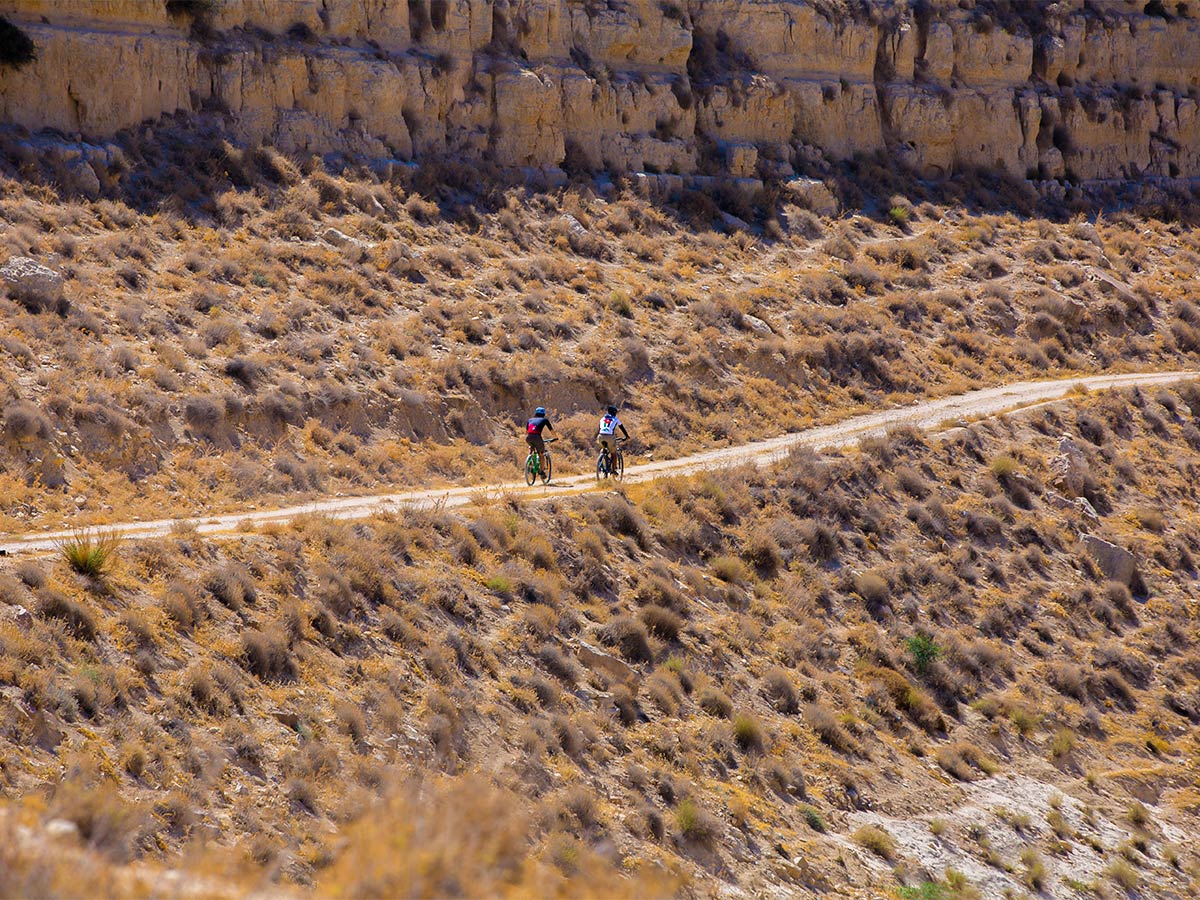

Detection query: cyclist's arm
xmin=619 ymin=423 xmax=630 ymax=439
xmin=545 ymin=419 xmax=554 ymax=431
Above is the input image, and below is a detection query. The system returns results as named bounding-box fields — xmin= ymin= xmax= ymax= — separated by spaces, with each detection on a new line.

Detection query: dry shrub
xmin=935 ymin=741 xmax=996 ymax=781
xmin=640 ymin=605 xmax=683 ymax=641
xmin=599 ymin=616 xmax=653 ymax=663
xmin=697 ymin=686 xmax=733 ymax=718
xmin=536 ymin=644 xmax=579 ymax=684
xmin=205 ymin=563 xmax=257 ymax=610
xmin=319 ymin=777 xmax=671 ymax=897
xmin=49 ymin=777 xmax=148 ymax=862
xmin=762 ymin=667 xmax=798 ymax=714
xmin=853 ymin=824 xmax=895 ymax=859
xmin=733 ymin=713 xmax=765 ymax=753
xmin=37 ymin=590 xmax=97 ymax=641
xmin=804 ymin=702 xmax=859 ymax=754
xmin=241 ymin=627 xmax=296 ymax=681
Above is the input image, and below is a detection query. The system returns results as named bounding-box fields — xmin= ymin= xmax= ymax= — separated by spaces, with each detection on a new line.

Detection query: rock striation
xmin=0 ymin=0 xmax=1198 ymax=182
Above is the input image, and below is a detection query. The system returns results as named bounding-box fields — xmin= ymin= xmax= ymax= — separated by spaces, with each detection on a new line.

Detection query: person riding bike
xmin=526 ymin=406 xmax=554 ymax=471
xmin=597 ymin=405 xmax=629 ymax=465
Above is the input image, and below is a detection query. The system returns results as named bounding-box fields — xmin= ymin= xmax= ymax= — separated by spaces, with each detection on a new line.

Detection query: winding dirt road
xmin=3 ymin=370 xmax=1195 ymax=555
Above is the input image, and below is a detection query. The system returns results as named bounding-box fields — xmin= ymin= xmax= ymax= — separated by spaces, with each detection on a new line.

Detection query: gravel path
xmin=3 ymin=369 xmax=1194 ymax=554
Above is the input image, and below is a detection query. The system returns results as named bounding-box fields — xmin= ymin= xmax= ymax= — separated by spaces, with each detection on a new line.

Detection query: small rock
xmin=743 ymin=314 xmax=773 ymax=335
xmin=0 ymin=256 xmax=69 ymax=315
xmin=44 ymin=818 xmax=80 ymax=840
xmin=1049 ymin=434 xmax=1089 ymax=498
xmin=1 ymin=605 xmax=33 ymax=629
xmin=323 ymin=227 xmax=353 ymax=247
xmin=559 ymin=214 xmax=588 ymax=239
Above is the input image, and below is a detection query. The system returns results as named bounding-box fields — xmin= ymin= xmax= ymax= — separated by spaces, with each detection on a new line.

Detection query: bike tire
xmin=596 ymin=451 xmax=607 ymax=480
xmin=541 ymin=452 xmax=552 ymax=484
xmin=525 ymin=454 xmax=537 ymax=486
xmin=614 ymin=449 xmax=624 ymax=480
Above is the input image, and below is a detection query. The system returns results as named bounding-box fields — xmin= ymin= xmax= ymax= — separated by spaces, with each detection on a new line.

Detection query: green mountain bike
xmin=596 ymin=439 xmax=625 ymax=481
xmin=525 ymin=438 xmax=555 ymax=486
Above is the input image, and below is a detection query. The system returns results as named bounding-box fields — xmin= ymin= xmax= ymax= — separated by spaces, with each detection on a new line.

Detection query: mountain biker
xmin=597 ymin=405 xmax=629 ymax=464
xmin=526 ymin=406 xmax=553 ymax=471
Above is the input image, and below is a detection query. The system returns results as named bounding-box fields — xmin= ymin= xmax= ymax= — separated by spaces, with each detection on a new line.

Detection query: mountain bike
xmin=525 ymin=438 xmax=555 ymax=486
xmin=596 ymin=438 xmax=625 ymax=481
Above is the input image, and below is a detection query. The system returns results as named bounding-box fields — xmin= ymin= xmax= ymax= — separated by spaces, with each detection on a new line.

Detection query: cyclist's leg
xmin=532 ymin=434 xmax=547 ymax=469
xmin=526 ymin=435 xmax=540 ymax=468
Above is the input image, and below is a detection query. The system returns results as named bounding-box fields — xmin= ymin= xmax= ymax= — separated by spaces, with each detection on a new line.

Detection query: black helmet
xmin=607 ymin=405 xmax=618 ymax=415
xmin=535 ymin=407 xmax=546 ymax=417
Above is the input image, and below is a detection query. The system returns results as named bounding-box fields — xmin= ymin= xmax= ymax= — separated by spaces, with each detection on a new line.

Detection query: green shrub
xmin=732 ymin=713 xmax=764 ymax=753
xmin=906 ymin=632 xmax=941 ymax=674
xmin=888 ymin=205 xmax=910 ymax=227
xmin=59 ymin=530 xmax=120 ymax=578
xmin=484 ymin=574 xmax=512 ymax=595
xmin=673 ymin=798 xmax=719 ymax=843
xmin=801 ymin=805 xmax=825 ymax=832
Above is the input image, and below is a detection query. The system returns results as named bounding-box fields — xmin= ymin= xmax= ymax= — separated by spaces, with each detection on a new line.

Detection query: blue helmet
xmin=535 ymin=407 xmax=546 ymax=417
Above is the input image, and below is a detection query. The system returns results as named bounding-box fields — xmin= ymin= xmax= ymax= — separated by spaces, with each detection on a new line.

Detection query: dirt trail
xmin=3 ymin=370 xmax=1195 ymax=555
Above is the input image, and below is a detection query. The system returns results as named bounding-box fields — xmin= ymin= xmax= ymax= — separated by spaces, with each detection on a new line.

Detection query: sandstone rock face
xmin=0 ymin=0 xmax=1197 ymax=181
xmin=0 ymin=256 xmax=67 ymax=314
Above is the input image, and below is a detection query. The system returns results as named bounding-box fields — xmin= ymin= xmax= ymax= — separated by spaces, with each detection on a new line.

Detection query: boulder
xmin=1083 ymin=534 xmax=1137 ymax=586
xmin=782 ymin=177 xmax=839 ymax=217
xmin=0 ymin=256 xmax=68 ymax=315
xmin=1049 ymin=434 xmax=1089 ymax=498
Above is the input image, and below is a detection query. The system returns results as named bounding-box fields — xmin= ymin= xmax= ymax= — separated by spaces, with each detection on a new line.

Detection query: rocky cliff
xmin=0 ymin=0 xmax=1198 ymax=183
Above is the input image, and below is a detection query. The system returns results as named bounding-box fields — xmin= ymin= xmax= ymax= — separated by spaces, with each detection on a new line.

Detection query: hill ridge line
xmin=3 ymin=369 xmax=1195 ymax=555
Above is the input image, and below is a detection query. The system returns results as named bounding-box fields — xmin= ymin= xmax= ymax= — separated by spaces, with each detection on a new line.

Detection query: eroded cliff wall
xmin=0 ymin=0 xmax=1197 ymax=182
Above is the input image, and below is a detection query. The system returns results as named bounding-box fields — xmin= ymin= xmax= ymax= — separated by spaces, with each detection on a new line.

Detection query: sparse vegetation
xmin=0 ymin=103 xmax=1195 ymax=896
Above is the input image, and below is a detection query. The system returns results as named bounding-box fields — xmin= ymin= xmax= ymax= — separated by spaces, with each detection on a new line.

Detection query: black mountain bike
xmin=596 ymin=438 xmax=625 ymax=481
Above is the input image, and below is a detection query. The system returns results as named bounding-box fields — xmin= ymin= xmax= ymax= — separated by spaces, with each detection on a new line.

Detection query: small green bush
xmin=732 ymin=713 xmax=764 ymax=753
xmin=801 ymin=805 xmax=825 ymax=832
xmin=906 ymin=632 xmax=941 ymax=674
xmin=59 ymin=530 xmax=120 ymax=578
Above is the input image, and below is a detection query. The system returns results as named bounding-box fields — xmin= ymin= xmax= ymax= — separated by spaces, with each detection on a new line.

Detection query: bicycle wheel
xmin=596 ymin=450 xmax=608 ymax=480
xmin=525 ymin=453 xmax=537 ymax=486
xmin=541 ymin=451 xmax=552 ymax=484
xmin=614 ymin=449 xmax=624 ymax=480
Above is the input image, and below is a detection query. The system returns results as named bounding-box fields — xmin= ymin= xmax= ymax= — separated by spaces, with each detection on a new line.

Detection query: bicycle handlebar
xmin=543 ymin=438 xmax=558 ymax=443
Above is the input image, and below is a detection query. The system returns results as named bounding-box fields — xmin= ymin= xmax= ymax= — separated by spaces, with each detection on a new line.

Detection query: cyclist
xmin=526 ymin=406 xmax=553 ymax=471
xmin=597 ymin=405 xmax=629 ymax=467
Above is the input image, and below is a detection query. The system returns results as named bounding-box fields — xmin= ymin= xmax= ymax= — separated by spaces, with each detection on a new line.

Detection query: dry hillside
xmin=1 ymin=384 xmax=1199 ymax=897
xmin=1 ymin=134 xmax=1199 ymax=535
